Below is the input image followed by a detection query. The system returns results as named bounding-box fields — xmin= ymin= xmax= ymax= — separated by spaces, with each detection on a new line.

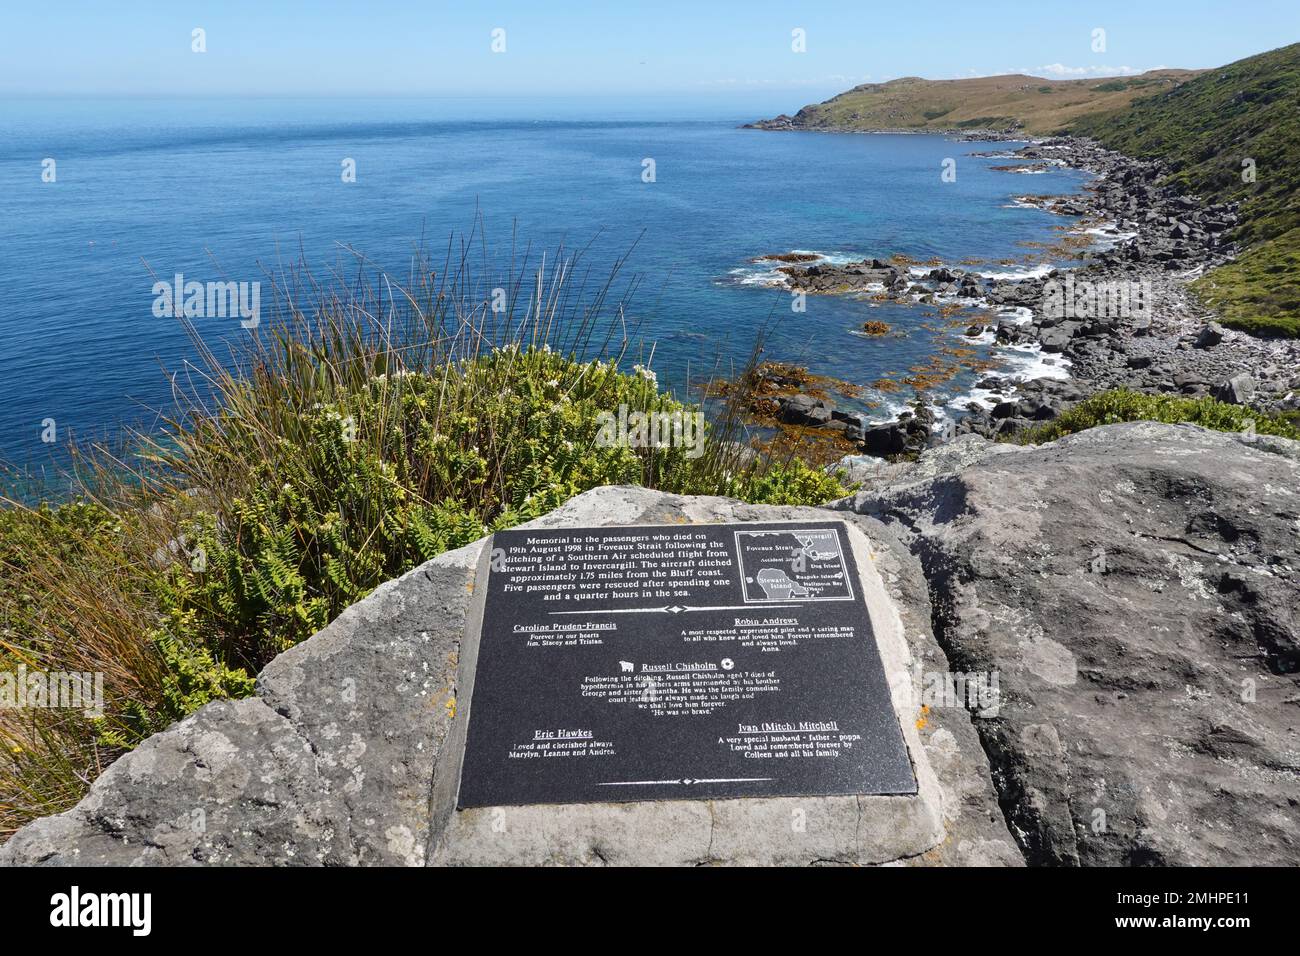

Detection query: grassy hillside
xmin=1070 ymin=42 xmax=1299 ymax=247
xmin=767 ymin=71 xmax=1197 ymax=135
xmin=1072 ymin=42 xmax=1300 ymax=336
xmin=1188 ymin=228 xmax=1300 ymax=336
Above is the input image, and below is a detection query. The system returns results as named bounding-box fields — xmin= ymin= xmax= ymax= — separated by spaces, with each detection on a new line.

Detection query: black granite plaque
xmin=456 ymin=521 xmax=916 ymax=808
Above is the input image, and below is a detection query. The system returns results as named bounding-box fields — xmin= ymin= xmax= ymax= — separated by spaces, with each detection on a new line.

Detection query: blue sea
xmin=0 ymin=96 xmax=1092 ymax=476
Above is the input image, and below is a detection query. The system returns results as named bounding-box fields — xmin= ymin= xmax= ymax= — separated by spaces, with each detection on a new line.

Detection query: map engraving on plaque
xmin=456 ymin=521 xmax=917 ymax=809
xmin=735 ymin=528 xmax=854 ymax=603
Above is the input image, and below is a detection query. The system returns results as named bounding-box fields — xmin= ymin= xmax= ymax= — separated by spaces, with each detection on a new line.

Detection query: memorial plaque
xmin=456 ymin=521 xmax=916 ymax=809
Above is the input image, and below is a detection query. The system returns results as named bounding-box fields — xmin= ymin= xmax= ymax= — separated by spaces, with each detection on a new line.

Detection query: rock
xmin=1021 ymin=399 xmax=1058 ymax=421
xmin=831 ymin=409 xmax=864 ymax=428
xmin=1125 ymin=355 xmax=1153 ymax=370
xmin=777 ymin=393 xmax=833 ymax=426
xmin=1194 ymin=322 xmax=1225 ymax=349
xmin=1040 ymin=329 xmax=1072 ymax=353
xmin=1213 ymin=373 xmax=1256 ymax=405
xmin=0 ymin=700 xmax=358 ymax=866
xmin=861 ymin=422 xmax=911 ymax=457
xmin=831 ymin=423 xmax=1300 ymax=866
xmin=0 ymin=546 xmax=483 ymax=866
xmin=0 ymin=486 xmax=1020 ymax=868
xmin=831 ymin=434 xmax=1017 ymax=494
xmin=861 ymin=408 xmax=934 ymax=459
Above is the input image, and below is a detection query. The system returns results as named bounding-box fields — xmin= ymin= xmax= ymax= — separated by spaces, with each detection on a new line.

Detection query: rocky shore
xmin=751 ymin=135 xmax=1300 ymax=456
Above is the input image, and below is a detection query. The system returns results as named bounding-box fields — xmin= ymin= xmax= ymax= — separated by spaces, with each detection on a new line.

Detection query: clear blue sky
xmin=2 ymin=0 xmax=1295 ymax=104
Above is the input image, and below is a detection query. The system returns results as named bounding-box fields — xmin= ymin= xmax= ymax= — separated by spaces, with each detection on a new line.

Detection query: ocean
xmin=0 ymin=96 xmax=1092 ymax=475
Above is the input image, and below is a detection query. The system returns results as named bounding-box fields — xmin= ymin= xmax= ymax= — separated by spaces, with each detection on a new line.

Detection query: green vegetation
xmin=1016 ymin=389 xmax=1300 ymax=445
xmin=0 ymin=250 xmax=846 ymax=838
xmin=1190 ymin=227 xmax=1300 ymax=336
xmin=1088 ymin=77 xmax=1171 ymax=94
xmin=955 ymin=116 xmax=1013 ymax=129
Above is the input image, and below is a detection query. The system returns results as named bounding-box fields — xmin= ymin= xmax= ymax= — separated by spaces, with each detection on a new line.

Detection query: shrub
xmin=1016 ymin=389 xmax=1300 ymax=445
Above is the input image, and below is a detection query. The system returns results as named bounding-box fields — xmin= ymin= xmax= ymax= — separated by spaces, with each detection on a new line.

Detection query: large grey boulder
xmin=0 ymin=549 xmax=479 ymax=866
xmin=830 ymin=422 xmax=1300 ymax=866
xmin=1213 ymin=372 xmax=1256 ymax=405
xmin=0 ymin=487 xmax=1019 ymax=867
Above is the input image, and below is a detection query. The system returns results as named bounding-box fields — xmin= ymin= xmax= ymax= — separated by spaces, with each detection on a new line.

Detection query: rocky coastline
xmin=746 ymin=134 xmax=1300 ymax=457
